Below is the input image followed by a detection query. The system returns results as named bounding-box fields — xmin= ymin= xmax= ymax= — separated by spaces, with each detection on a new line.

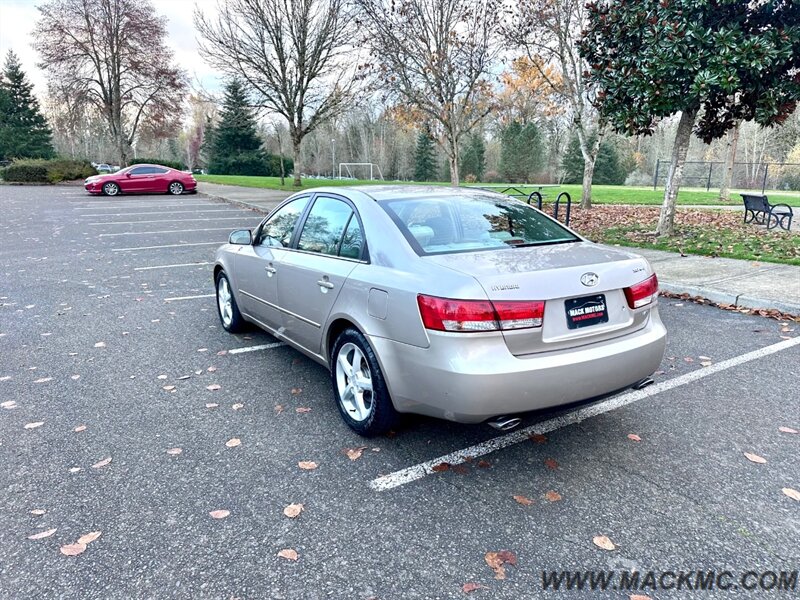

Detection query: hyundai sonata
xmin=213 ymin=186 xmax=666 ymax=436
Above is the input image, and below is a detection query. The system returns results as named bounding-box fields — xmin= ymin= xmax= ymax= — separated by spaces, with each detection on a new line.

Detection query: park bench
xmin=741 ymin=193 xmax=793 ymax=231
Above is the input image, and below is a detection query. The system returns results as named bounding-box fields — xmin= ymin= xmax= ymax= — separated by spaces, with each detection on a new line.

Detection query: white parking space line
xmin=89 ymin=217 xmax=261 ymax=225
xmin=81 ymin=209 xmax=250 ymax=217
xmin=99 ymin=227 xmax=250 ymax=237
xmin=111 ymin=242 xmax=221 ymax=252
xmin=164 ymin=294 xmax=215 ymax=302
xmin=133 ymin=262 xmax=214 ymax=271
xmin=227 ymin=342 xmax=286 ymax=354
xmin=75 ymin=203 xmax=216 ymax=210
xmin=369 ymin=336 xmax=800 ymax=492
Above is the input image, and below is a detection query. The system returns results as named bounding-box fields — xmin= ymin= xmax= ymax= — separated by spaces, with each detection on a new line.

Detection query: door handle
xmin=265 ymin=265 xmax=277 ymax=276
xmin=317 ymin=279 xmax=335 ymax=290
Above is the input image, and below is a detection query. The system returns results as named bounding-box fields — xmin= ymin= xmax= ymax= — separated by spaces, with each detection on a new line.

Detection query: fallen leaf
xmin=462 ymin=582 xmax=485 ymax=594
xmin=91 ymin=457 xmax=112 ymax=469
xmin=627 ymin=433 xmax=642 ymax=442
xmin=177 ymin=375 xmax=191 ymax=380
xmin=27 ymin=528 xmax=56 ymax=540
xmin=77 ymin=531 xmax=101 ymax=545
xmin=529 ymin=433 xmax=547 ymax=444
xmin=344 ymin=446 xmax=367 ymax=461
xmin=630 ymin=595 xmax=653 ymax=600
xmin=484 ymin=550 xmax=517 ymax=580
xmin=544 ymin=490 xmax=562 ymax=502
xmin=780 ymin=487 xmax=799 ymax=500
xmin=30 ymin=509 xmax=46 ymax=516
xmin=206 ymin=384 xmax=221 ymax=391
xmin=298 ymin=461 xmax=317 ymax=470
xmin=283 ymin=503 xmax=304 ymax=518
xmin=744 ymin=452 xmax=767 ymax=464
xmin=207 ymin=366 xmax=217 ymax=372
xmin=197 ymin=348 xmax=208 ymax=352
xmin=232 ymin=403 xmax=244 ymax=410
xmin=698 ymin=355 xmax=711 ymax=361
xmin=24 ymin=421 xmax=44 ymax=429
xmin=513 ymin=495 xmax=533 ymax=506
xmin=206 ymin=403 xmax=219 ymax=408
xmin=74 ymin=425 xmax=87 ymax=432
xmin=162 ymin=385 xmax=176 ymax=391
xmin=68 ymin=467 xmax=81 ymax=473
xmin=277 ymin=548 xmax=298 ymax=561
xmin=209 ymin=509 xmax=230 ymax=519
xmin=60 ymin=542 xmax=87 ymax=556
xmin=592 ymin=535 xmax=616 ymax=551
xmin=700 ymin=361 xmax=713 ymax=367
xmin=33 ymin=377 xmax=52 ymax=383
xmin=166 ymin=448 xmax=182 ymax=455
xmin=70 ymin=374 xmax=80 ymax=380
xmin=477 ymin=460 xmax=491 ymax=468
xmin=94 ymin=342 xmax=106 ymax=348
xmin=544 ymin=458 xmax=559 ymax=470
xmin=216 ymin=350 xmax=227 ymax=356
xmin=157 ymin=375 xmax=167 ymax=380
xmin=453 ymin=464 xmax=469 ymax=474
xmin=683 ymin=356 xmax=694 ymax=363
xmin=0 ymin=400 xmax=16 ymax=409
xmin=225 ymin=438 xmax=241 ymax=448
xmin=274 ymin=404 xmax=284 ymax=414
xmin=432 ymin=462 xmax=450 ymax=472
xmin=296 ymin=407 xmax=311 ymax=413
xmin=291 ymin=387 xmax=302 ymax=395
xmin=778 ymin=426 xmax=798 ymax=434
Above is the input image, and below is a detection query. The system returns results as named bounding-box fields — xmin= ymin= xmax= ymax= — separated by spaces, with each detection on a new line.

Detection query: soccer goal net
xmin=338 ymin=163 xmax=384 ymax=180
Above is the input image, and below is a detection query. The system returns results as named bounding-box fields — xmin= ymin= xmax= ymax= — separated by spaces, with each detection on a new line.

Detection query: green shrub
xmin=0 ymin=158 xmax=97 ymax=183
xmin=130 ymin=157 xmax=186 ymax=170
xmin=1 ymin=160 xmax=48 ymax=182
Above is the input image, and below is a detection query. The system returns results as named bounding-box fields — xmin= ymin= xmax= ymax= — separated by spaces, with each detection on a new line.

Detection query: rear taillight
xmin=417 ymin=295 xmax=544 ymax=332
xmin=624 ymin=274 xmax=658 ymax=309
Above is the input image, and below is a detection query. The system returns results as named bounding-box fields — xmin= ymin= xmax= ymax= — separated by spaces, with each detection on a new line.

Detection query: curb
xmin=197 ymin=192 xmax=269 ymax=214
xmin=659 ymin=282 xmax=800 ymax=316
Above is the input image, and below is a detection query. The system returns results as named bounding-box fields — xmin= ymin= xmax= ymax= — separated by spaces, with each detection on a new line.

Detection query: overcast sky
xmin=0 ymin=0 xmax=223 ymax=96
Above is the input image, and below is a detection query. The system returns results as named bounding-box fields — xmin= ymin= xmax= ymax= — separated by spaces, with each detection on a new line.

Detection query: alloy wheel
xmin=335 ymin=342 xmax=374 ymax=422
xmin=217 ymin=276 xmax=233 ymax=327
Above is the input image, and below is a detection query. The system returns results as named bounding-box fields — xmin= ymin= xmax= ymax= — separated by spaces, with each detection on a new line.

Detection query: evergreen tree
xmin=562 ymin=134 xmax=626 ymax=185
xmin=500 ymin=121 xmax=543 ymax=183
xmin=413 ymin=125 xmax=436 ymax=182
xmin=208 ymin=79 xmax=268 ymax=176
xmin=0 ymin=50 xmax=54 ymax=160
xmin=460 ymin=133 xmax=486 ymax=181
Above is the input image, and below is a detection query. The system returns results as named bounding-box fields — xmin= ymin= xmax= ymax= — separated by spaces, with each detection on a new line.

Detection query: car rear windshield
xmin=380 ymin=194 xmax=579 ymax=255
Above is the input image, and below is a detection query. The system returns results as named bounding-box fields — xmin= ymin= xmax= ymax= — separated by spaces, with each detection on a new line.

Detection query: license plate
xmin=565 ymin=294 xmax=608 ymax=329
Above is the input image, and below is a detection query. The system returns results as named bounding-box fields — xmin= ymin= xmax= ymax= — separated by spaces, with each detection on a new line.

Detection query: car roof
xmin=306 ymin=185 xmax=505 ymax=202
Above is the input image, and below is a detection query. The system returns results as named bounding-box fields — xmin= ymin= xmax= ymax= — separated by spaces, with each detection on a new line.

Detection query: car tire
xmin=215 ymin=271 xmax=246 ymax=333
xmin=168 ymin=181 xmax=184 ymax=195
xmin=331 ymin=328 xmax=398 ymax=437
xmin=103 ymin=182 xmax=119 ymax=196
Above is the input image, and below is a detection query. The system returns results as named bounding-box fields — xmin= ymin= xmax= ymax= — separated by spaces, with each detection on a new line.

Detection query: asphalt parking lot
xmin=1 ymin=184 xmax=798 ymax=599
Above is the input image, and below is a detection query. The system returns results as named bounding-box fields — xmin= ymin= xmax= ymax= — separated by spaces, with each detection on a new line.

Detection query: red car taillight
xmin=623 ymin=274 xmax=658 ymax=309
xmin=417 ymin=295 xmax=544 ymax=332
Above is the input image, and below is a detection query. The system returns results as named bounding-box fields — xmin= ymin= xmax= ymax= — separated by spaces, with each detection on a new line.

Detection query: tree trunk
xmin=292 ymin=134 xmax=302 ymax=187
xmin=718 ymin=120 xmax=741 ymax=201
xmin=449 ymin=152 xmax=460 ymax=186
xmin=656 ymin=107 xmax=698 ymax=237
xmin=577 ymin=128 xmax=603 ymax=209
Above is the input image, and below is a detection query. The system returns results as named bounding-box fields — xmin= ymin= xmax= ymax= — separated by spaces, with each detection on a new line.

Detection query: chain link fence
xmin=653 ymin=160 xmax=800 ymax=193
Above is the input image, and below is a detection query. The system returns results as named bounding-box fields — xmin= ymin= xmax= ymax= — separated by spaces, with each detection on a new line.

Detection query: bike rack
xmin=527 ymin=191 xmax=543 ymax=210
xmin=553 ymin=192 xmax=572 ymax=227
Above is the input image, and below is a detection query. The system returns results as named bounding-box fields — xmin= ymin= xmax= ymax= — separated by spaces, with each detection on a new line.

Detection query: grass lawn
xmin=196 ymin=174 xmax=800 ymax=207
xmin=567 ymin=205 xmax=800 ymax=266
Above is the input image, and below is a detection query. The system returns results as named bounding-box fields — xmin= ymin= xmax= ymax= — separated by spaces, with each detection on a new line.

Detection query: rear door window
xmin=297 ymin=196 xmax=354 ymax=256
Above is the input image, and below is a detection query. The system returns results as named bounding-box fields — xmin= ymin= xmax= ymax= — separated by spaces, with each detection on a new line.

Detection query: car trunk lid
xmin=424 ymin=242 xmax=656 ymax=355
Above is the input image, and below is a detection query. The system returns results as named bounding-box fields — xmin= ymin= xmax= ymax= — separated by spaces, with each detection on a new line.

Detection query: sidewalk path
xmin=198 ymin=182 xmax=800 ymax=315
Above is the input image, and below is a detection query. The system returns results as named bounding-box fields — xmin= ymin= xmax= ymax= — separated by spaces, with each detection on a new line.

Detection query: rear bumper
xmin=369 ymin=309 xmax=667 ymax=423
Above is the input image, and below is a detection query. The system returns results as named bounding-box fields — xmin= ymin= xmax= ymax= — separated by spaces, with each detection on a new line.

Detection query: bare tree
xmin=196 ymin=0 xmax=358 ymax=187
xmin=506 ymin=0 xmax=603 ymax=208
xmin=34 ymin=0 xmax=186 ymax=166
xmin=355 ymin=0 xmax=501 ymax=186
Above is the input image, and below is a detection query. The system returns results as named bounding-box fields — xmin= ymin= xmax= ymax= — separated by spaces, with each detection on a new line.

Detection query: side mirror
xmin=125 ymin=172 xmax=132 ymax=177
xmin=229 ymin=229 xmax=252 ymax=245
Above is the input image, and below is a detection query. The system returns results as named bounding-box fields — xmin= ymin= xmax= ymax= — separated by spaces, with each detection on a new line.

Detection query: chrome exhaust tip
xmin=632 ymin=377 xmax=655 ymax=390
xmin=488 ymin=416 xmax=522 ymax=431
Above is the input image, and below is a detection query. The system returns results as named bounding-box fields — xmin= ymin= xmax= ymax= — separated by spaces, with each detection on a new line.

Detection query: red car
xmin=84 ymin=164 xmax=197 ymax=196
